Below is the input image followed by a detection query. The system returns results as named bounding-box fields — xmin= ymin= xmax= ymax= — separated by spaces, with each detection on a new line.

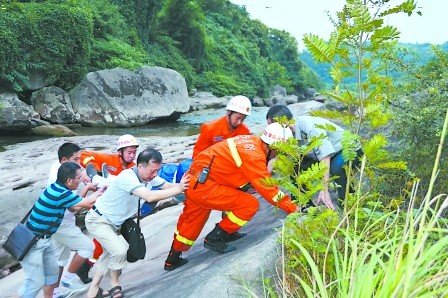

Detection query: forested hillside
xmin=300 ymin=41 xmax=448 ymax=88
xmin=0 ymin=0 xmax=322 ymax=97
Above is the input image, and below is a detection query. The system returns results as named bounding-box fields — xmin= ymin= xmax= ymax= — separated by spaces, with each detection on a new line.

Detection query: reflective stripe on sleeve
xmin=226 ymin=138 xmax=242 ymax=167
xmin=175 ymin=230 xmax=195 ymax=246
xmin=82 ymin=156 xmax=95 ymax=166
xmin=226 ymin=211 xmax=248 ymax=227
xmin=272 ymin=190 xmax=286 ymax=203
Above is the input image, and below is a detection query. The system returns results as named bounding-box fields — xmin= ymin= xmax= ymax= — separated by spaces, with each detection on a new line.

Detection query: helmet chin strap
xmin=118 ymin=149 xmax=131 ymax=167
xmin=227 ymin=112 xmax=238 ymax=130
xmin=266 ymin=149 xmax=272 ymax=164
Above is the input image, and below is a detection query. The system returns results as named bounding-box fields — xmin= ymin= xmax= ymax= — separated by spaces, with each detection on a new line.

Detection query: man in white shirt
xmin=85 ymin=148 xmax=190 ymax=298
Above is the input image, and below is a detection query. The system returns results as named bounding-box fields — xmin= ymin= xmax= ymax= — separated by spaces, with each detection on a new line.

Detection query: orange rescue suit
xmin=80 ymin=151 xmax=135 ymax=175
xmin=192 ymin=116 xmax=250 ymax=158
xmin=173 ymin=135 xmax=297 ymax=252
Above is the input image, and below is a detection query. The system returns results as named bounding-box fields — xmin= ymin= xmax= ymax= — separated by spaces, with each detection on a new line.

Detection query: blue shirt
xmin=26 ymin=182 xmax=82 ymax=237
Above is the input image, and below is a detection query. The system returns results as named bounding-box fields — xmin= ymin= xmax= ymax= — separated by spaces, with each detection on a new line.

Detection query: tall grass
xmin=240 ymin=110 xmax=448 ymax=297
xmin=283 ymin=109 xmax=448 ymax=297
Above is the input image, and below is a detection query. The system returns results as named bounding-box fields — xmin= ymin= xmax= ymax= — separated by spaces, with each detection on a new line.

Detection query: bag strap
xmin=136 ymin=199 xmax=141 ymax=226
xmin=131 ymin=166 xmax=142 ymax=227
xmin=20 ymin=207 xmax=34 ymax=224
xmin=20 ymin=206 xmax=61 ymax=238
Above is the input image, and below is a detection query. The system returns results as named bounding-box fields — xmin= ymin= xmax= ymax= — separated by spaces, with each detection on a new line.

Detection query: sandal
xmin=109 ymin=285 xmax=124 ymax=298
xmin=89 ymin=287 xmax=109 ymax=298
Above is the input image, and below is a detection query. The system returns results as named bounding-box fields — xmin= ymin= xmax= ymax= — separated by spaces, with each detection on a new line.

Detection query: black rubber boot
xmin=203 ymin=224 xmax=236 ymax=254
xmin=222 ymin=231 xmax=247 ymax=242
xmin=164 ymin=248 xmax=188 ymax=271
xmin=76 ymin=261 xmax=93 ymax=284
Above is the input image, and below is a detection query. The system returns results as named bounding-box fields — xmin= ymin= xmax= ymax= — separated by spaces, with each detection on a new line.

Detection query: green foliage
xmin=300 ymin=41 xmax=448 ymax=89
xmin=90 ymin=38 xmax=149 ymax=71
xmin=145 ymin=38 xmax=197 ymax=89
xmin=0 ymin=0 xmax=321 ymax=96
xmin=391 ymin=46 xmax=448 ymax=196
xmin=196 ymin=72 xmax=254 ymax=98
xmin=157 ymin=0 xmax=207 ymax=61
xmin=264 ymin=1 xmax=442 ymax=296
xmin=111 ymin=0 xmax=162 ymax=47
xmin=0 ymin=1 xmax=92 ymax=91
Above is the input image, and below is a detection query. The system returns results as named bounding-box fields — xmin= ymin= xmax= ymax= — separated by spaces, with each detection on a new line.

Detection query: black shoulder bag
xmin=120 ymin=199 xmax=146 ymax=263
xmin=3 ymin=207 xmax=58 ymax=261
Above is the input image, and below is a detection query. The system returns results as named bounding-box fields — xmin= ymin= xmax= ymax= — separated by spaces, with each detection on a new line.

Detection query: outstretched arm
xmin=133 ymin=174 xmax=190 ymax=203
xmin=315 ymin=156 xmax=336 ymax=210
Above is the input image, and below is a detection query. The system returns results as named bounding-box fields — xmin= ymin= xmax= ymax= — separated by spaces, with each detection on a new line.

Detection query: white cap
xmin=226 ymin=95 xmax=252 ymax=116
xmin=261 ymin=123 xmax=293 ymax=145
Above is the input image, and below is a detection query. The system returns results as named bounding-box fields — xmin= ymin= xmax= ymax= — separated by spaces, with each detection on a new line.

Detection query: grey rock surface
xmin=31 ymin=86 xmax=75 ymax=124
xmin=0 ymin=93 xmax=38 ymax=132
xmin=70 ymin=66 xmax=190 ymax=127
xmin=0 ymin=135 xmax=290 ymax=298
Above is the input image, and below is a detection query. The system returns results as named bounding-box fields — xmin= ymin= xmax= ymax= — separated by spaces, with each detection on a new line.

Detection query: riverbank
xmin=0 ymin=134 xmax=198 ymax=269
xmin=0 ymin=133 xmax=288 ymax=298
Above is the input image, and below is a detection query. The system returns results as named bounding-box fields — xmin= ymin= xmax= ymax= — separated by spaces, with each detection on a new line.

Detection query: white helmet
xmin=116 ymin=134 xmax=139 ymax=151
xmin=226 ymin=95 xmax=252 ymax=116
xmin=261 ymin=123 xmax=293 ymax=145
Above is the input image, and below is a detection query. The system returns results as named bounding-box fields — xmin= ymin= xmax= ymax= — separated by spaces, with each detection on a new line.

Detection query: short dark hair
xmin=56 ymin=162 xmax=81 ymax=185
xmin=137 ymin=147 xmax=163 ymax=165
xmin=58 ymin=143 xmax=81 ymax=162
xmin=266 ymin=104 xmax=293 ymax=122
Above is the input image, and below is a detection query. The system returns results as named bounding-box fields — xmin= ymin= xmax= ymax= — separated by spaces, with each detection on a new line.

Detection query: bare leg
xmin=43 ymin=282 xmax=58 ymax=298
xmin=66 ymin=253 xmax=87 ymax=273
xmin=110 ymin=269 xmax=120 ymax=287
xmin=87 ymin=268 xmax=105 ymax=298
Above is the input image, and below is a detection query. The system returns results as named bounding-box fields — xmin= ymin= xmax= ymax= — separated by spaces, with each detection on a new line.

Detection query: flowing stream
xmin=0 ymin=107 xmax=269 ymax=150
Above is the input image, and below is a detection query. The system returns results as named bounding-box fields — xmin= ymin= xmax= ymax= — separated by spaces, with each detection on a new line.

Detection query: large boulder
xmin=0 ymin=93 xmax=38 ymax=132
xmin=31 ymin=86 xmax=75 ymax=124
xmin=189 ymin=92 xmax=227 ymax=111
xmin=70 ymin=66 xmax=190 ymax=127
xmin=31 ymin=124 xmax=77 ymax=137
xmin=270 ymin=84 xmax=287 ymax=97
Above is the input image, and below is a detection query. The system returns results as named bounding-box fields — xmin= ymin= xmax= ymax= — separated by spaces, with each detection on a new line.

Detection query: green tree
xmin=392 ymin=46 xmax=448 ymax=196
xmin=0 ymin=1 xmax=92 ymax=91
xmin=157 ymin=0 xmax=207 ymax=61
xmin=267 ymin=0 xmax=422 ymax=295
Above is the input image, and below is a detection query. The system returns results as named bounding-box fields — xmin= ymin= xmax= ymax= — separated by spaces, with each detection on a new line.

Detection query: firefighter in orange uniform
xmin=164 ymin=123 xmax=298 ymax=271
xmin=192 ymin=95 xmax=252 ymax=158
xmin=80 ymin=134 xmax=139 ymax=176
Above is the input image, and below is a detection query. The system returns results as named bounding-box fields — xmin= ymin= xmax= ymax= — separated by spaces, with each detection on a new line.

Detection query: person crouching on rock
xmin=84 ymin=148 xmax=190 ymax=298
xmin=164 ymin=123 xmax=299 ymax=271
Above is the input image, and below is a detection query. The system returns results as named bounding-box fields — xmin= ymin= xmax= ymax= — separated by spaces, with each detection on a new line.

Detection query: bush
xmin=0 ymin=2 xmax=92 ymax=91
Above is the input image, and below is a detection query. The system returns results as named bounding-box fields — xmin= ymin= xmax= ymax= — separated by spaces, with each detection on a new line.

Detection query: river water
xmin=0 ymin=107 xmax=269 ymax=150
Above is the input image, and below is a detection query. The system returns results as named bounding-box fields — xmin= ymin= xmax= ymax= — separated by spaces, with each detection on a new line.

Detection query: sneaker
xmin=61 ymin=275 xmax=89 ymax=292
xmin=86 ymin=163 xmax=98 ymax=180
xmin=101 ymin=163 xmax=109 ymax=178
xmin=53 ymin=288 xmax=74 ymax=298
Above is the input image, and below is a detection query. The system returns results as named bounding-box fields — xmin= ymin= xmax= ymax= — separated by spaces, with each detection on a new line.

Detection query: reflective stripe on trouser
xmin=172 ymin=177 xmax=259 ymax=252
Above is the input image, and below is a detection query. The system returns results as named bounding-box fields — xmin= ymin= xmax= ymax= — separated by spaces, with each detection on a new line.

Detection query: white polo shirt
xmin=93 ymin=168 xmax=165 ymax=226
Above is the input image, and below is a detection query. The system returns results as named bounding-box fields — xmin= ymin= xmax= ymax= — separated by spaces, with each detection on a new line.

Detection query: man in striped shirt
xmin=18 ymin=162 xmax=105 ymax=298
